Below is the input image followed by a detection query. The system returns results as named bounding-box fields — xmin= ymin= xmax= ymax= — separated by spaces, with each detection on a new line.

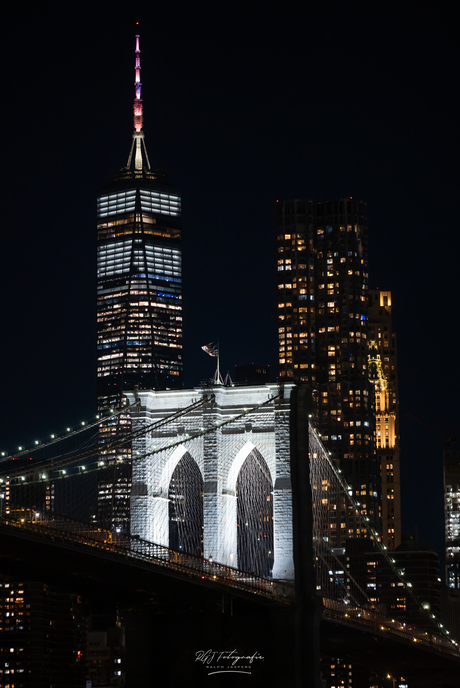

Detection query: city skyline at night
xmin=1 ymin=4 xmax=458 ymax=568
xmin=1 ymin=9 xmax=460 ymax=683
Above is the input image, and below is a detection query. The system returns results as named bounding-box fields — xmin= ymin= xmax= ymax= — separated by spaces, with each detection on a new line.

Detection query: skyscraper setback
xmin=276 ymin=198 xmax=380 ymax=532
xmin=96 ymin=35 xmax=183 ymax=530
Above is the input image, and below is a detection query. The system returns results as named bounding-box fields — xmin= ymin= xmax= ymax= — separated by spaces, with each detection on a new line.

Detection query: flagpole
xmin=201 ymin=341 xmax=220 ymax=383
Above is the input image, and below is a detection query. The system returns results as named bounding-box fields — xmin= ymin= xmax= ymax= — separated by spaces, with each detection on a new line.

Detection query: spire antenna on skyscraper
xmin=127 ymin=33 xmax=151 ymax=171
xmin=97 ymin=30 xmax=182 ymax=533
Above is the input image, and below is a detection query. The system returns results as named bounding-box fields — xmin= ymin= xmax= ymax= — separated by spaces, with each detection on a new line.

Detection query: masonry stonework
xmin=126 ymin=383 xmax=296 ymax=579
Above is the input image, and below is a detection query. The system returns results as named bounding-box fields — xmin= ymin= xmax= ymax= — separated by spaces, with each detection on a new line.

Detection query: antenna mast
xmin=127 ymin=32 xmax=151 ymax=171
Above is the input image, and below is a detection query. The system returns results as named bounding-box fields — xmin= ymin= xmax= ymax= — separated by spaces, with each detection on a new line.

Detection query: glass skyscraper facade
xmin=96 ymin=170 xmax=183 ymax=404
xmin=95 ymin=35 xmax=183 ymax=532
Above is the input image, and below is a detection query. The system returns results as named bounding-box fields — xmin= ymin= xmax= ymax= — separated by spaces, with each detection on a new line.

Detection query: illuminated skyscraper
xmin=443 ymin=440 xmax=460 ymax=641
xmin=96 ymin=35 xmax=183 ymax=530
xmin=276 ymin=198 xmax=379 ymax=534
xmin=0 ymin=578 xmax=86 ymax=685
xmin=444 ymin=441 xmax=460 ymax=589
xmin=368 ymin=289 xmax=401 ymax=549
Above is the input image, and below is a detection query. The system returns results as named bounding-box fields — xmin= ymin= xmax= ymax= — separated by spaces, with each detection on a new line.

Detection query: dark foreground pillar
xmin=290 ymin=384 xmax=323 ymax=688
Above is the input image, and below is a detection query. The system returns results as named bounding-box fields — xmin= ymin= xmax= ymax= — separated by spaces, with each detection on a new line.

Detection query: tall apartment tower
xmin=96 ymin=35 xmax=183 ymax=531
xmin=443 ymin=440 xmax=460 ymax=641
xmin=276 ymin=198 xmax=379 ymax=532
xmin=368 ymin=289 xmax=401 ymax=548
xmin=0 ymin=578 xmax=87 ymax=685
xmin=444 ymin=441 xmax=460 ymax=588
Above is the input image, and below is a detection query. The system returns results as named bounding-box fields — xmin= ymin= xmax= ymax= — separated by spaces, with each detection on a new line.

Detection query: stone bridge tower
xmin=126 ymin=383 xmax=295 ymax=579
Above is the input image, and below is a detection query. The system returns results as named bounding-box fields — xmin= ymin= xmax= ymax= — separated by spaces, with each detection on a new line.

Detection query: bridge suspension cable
xmin=1 ymin=395 xmax=216 ymax=482
xmin=0 ymin=390 xmax=456 ymax=652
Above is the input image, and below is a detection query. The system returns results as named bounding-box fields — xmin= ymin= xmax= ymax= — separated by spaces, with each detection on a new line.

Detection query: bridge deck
xmin=0 ymin=516 xmax=293 ymax=602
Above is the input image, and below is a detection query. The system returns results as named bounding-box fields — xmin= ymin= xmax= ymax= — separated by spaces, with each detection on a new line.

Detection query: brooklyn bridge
xmin=0 ymin=383 xmax=458 ymax=687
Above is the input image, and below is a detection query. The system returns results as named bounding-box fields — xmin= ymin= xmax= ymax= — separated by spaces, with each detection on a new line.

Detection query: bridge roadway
xmin=1 ymin=517 xmax=460 ymax=686
xmin=0 ymin=515 xmax=287 ymax=602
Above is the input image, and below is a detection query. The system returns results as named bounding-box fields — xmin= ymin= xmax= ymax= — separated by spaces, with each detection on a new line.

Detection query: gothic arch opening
xmin=168 ymin=452 xmax=203 ymax=557
xmin=236 ymin=449 xmax=274 ymax=577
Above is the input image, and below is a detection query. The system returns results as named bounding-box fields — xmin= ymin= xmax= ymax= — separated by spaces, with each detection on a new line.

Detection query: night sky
xmin=1 ymin=3 xmax=459 ymax=568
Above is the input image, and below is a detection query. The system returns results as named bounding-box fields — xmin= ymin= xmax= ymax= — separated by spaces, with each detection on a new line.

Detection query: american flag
xmin=201 ymin=341 xmax=219 ymax=357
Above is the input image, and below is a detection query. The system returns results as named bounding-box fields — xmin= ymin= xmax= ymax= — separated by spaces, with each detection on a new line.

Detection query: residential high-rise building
xmin=442 ymin=440 xmax=460 ymax=641
xmin=368 ymin=289 xmax=401 ymax=549
xmin=0 ymin=578 xmax=87 ymax=686
xmin=343 ymin=538 xmax=441 ymax=628
xmin=96 ymin=35 xmax=183 ymax=531
xmin=444 ymin=441 xmax=460 ymax=588
xmin=276 ymin=198 xmax=379 ymax=535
